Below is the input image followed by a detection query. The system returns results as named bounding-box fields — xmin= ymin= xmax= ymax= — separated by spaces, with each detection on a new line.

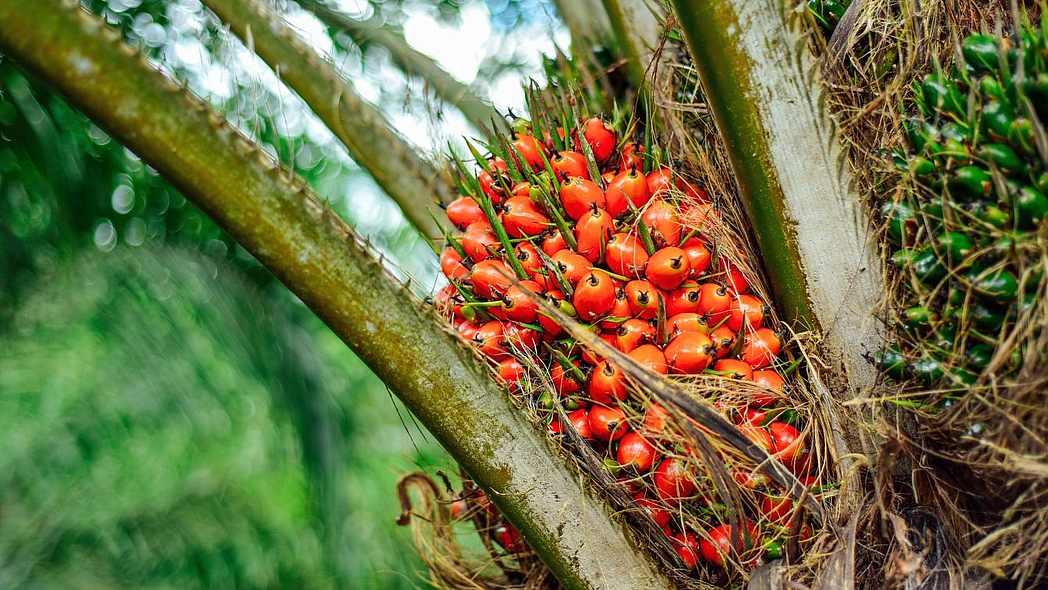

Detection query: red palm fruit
xmin=501 ymin=195 xmax=549 ymax=238
xmin=666 ymin=283 xmax=701 ymax=316
xmin=624 ymin=280 xmax=659 ymax=320
xmin=472 ymin=321 xmax=509 ymax=360
xmin=752 ymin=370 xmax=784 ymax=406
xmin=462 ymin=221 xmax=499 ymax=262
xmin=563 ymin=408 xmax=592 ymax=438
xmin=574 ymin=270 xmax=616 ymax=322
xmin=434 ymin=284 xmax=464 ymax=319
xmin=600 ymin=289 xmax=631 ymax=330
xmin=449 ymin=496 xmax=468 ymax=520
xmin=700 ymin=522 xmax=756 ymax=567
xmin=457 ymin=320 xmax=481 ymax=341
xmin=646 ymin=168 xmax=676 ymax=197
xmin=709 ymin=324 xmax=736 ymax=358
xmin=582 ymin=116 xmax=617 ymax=163
xmin=697 ymin=282 xmax=731 ymax=317
xmin=642 ymin=403 xmax=669 ymax=436
xmin=664 ymin=332 xmax=715 ymax=374
xmin=511 ymin=132 xmax=547 ymax=171
xmin=551 ymin=360 xmax=582 ymax=395
xmin=440 ymin=248 xmax=470 ymax=280
xmin=560 ymin=177 xmax=606 ymax=220
xmin=510 ymin=181 xmax=532 ymax=198
xmin=672 ymin=531 xmax=701 ymax=570
xmin=668 ymin=312 xmax=710 ymax=337
xmin=760 ymin=494 xmax=792 ymax=525
xmin=654 ymin=457 xmax=696 ymax=505
xmin=713 ymin=358 xmax=753 ymax=381
xmin=617 ymin=431 xmax=657 ymax=472
xmin=641 ymin=200 xmax=682 ymax=247
xmin=542 ymin=229 xmax=568 ymax=256
xmin=550 ymin=250 xmax=591 ymax=286
xmin=514 ymin=242 xmax=543 ymax=278
xmin=726 ymin=294 xmax=766 ymax=332
xmin=478 ymin=158 xmax=509 ymax=204
xmin=634 ymin=493 xmax=671 ymax=527
xmin=605 ymin=233 xmax=649 ymax=278
xmin=646 ymin=247 xmax=690 ymax=290
xmin=629 ymin=344 xmax=668 ymax=374
xmin=497 ymin=357 xmax=525 ymax=389
xmin=446 ymin=196 xmax=485 ymax=229
xmin=616 ymin=318 xmax=655 ymax=352
xmin=538 ymin=291 xmax=572 ymax=336
xmin=504 ymin=322 xmax=540 ymax=350
xmin=769 ymin=421 xmax=804 ymax=462
xmin=582 ymin=332 xmax=617 ymax=365
xmin=733 ymin=468 xmax=771 ymax=490
xmin=788 ymin=447 xmax=814 ymax=476
xmin=683 ymin=181 xmax=709 ymax=203
xmin=601 ymin=170 xmax=616 ymax=185
xmin=680 ymin=237 xmax=712 ymax=277
xmin=680 ymin=201 xmax=721 ymax=235
xmin=501 ymin=280 xmax=542 ymax=323
xmin=722 ymin=257 xmax=750 ymax=294
xmin=551 ymin=150 xmax=589 ymax=180
xmin=470 ymin=259 xmax=512 ymax=299
xmin=736 ymin=406 xmax=769 ymax=426
xmin=589 ymin=359 xmax=627 ymax=404
xmin=575 ymin=207 xmax=614 ymax=263
xmin=589 ymin=404 xmax=628 ymax=441
xmin=744 ymin=327 xmax=781 ymax=369
xmin=493 ymin=523 xmax=525 ymax=553
xmin=606 ymin=167 xmax=650 ymax=215
xmin=620 ymin=141 xmax=644 ymax=169
xmin=738 ymin=423 xmax=774 ymax=452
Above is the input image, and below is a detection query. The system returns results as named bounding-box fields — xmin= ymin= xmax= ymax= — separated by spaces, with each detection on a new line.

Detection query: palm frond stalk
xmin=0 ymin=3 xmax=674 ymax=589
xmin=599 ymin=0 xmax=663 ymax=89
xmin=669 ymin=0 xmax=883 ymax=421
xmin=202 ymin=0 xmax=453 ymax=239
xmin=301 ymin=0 xmax=506 ymax=138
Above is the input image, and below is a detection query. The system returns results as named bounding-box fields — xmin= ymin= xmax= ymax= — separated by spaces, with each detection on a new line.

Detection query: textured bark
xmin=203 ymin=0 xmax=453 ymax=239
xmin=670 ymin=0 xmax=883 ymax=438
xmin=0 ymin=3 xmax=676 ymax=588
xmin=599 ymin=0 xmax=663 ymax=88
xmin=301 ymin=0 xmax=506 ymax=137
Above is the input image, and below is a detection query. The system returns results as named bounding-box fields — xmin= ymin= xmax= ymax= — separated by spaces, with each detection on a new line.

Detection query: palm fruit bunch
xmin=431 ymin=101 xmax=832 ymax=581
xmin=873 ymin=22 xmax=1048 ymax=398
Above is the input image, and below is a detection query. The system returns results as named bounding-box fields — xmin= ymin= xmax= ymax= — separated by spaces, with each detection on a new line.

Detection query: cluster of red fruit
xmin=434 ymin=115 xmax=819 ymax=574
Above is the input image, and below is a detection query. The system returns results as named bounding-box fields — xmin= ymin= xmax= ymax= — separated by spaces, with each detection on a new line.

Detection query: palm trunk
xmin=670 ymin=0 xmax=884 ymax=467
xmin=0 ymin=3 xmax=673 ymax=588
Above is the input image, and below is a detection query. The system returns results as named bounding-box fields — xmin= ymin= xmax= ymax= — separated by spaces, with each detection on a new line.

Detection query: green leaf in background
xmin=0 ymin=246 xmax=447 ymax=589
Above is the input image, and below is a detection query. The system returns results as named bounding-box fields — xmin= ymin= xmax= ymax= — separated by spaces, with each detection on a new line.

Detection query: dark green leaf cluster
xmin=874 ymin=19 xmax=1048 ymax=404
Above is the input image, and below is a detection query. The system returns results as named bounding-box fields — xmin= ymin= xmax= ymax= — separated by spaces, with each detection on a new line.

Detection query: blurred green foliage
xmin=0 ymin=246 xmax=448 ymax=589
xmin=0 ymin=1 xmax=453 ymax=586
xmin=0 ymin=0 xmax=554 ymax=585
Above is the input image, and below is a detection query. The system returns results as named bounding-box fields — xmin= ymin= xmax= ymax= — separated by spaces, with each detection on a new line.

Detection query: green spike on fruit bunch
xmin=873 ymin=22 xmax=1048 ymax=403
